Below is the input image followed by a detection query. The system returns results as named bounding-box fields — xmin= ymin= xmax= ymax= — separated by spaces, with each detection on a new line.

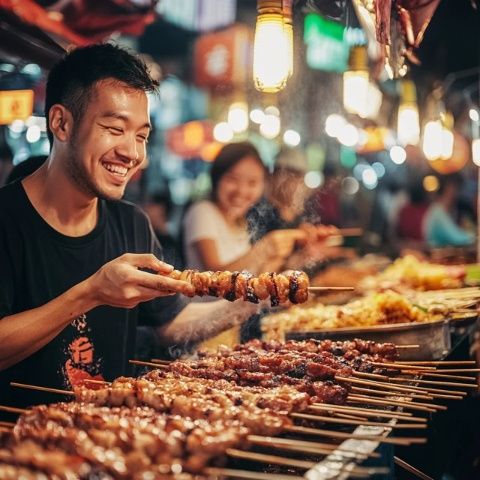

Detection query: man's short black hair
xmin=45 ymin=43 xmax=159 ymax=145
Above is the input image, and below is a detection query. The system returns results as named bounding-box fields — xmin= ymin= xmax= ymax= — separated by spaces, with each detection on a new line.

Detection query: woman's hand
xmin=255 ymin=229 xmax=306 ymax=261
xmin=85 ymin=253 xmax=194 ymax=308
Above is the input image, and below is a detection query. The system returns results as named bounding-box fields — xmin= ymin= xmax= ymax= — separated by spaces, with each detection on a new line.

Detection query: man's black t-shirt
xmin=0 ymin=181 xmax=186 ymax=409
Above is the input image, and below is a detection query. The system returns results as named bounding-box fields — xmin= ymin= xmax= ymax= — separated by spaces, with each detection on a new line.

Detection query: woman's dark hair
xmin=210 ymin=142 xmax=266 ymax=201
xmin=45 ymin=43 xmax=159 ymax=145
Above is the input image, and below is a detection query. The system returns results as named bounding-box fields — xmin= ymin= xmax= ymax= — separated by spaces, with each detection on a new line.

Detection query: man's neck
xmin=22 ymin=158 xmax=99 ymax=237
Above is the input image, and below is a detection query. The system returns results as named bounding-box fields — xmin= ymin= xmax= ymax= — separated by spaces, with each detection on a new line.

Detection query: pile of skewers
xmin=1 ymin=338 xmax=479 ymax=479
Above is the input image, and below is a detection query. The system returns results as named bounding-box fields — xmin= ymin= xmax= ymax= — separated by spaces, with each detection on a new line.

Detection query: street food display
xmin=359 ymin=255 xmax=466 ymax=292
xmin=1 ymin=338 xmax=451 ymax=479
xmin=262 ymin=290 xmax=432 ymax=341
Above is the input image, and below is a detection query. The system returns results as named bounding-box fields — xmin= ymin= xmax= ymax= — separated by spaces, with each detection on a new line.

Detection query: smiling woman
xmin=182 ymin=142 xmax=305 ymax=285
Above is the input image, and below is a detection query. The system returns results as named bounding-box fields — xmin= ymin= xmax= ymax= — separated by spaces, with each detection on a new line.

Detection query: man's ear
xmin=49 ymin=104 xmax=74 ymax=142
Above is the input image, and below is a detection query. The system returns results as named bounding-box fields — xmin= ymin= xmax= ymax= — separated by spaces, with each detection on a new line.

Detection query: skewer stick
xmin=428 ymin=368 xmax=480 ymax=373
xmin=308 ymin=286 xmax=355 ymax=292
xmin=226 ymin=448 xmax=315 ymax=470
xmin=0 ymin=405 xmax=27 ymax=415
xmin=387 ymin=377 xmax=477 ymax=389
xmin=291 ymin=412 xmax=426 ymax=429
xmin=336 ymin=375 xmax=467 ymax=396
xmin=371 ymin=362 xmax=437 ymax=371
xmin=348 ymin=394 xmax=446 ymax=411
xmin=402 ymin=372 xmax=478 ymax=382
xmin=129 ymin=359 xmax=168 ymax=368
xmin=0 ymin=426 xmax=13 ymax=434
xmin=250 ymin=438 xmax=360 ymax=458
xmin=83 ymin=379 xmax=111 ymax=385
xmin=309 ymin=404 xmax=428 ymax=422
xmin=351 ymin=386 xmax=433 ymax=400
xmin=347 ymin=396 xmax=437 ymax=413
xmin=226 ymin=448 xmax=388 ymax=477
xmin=247 ymin=435 xmax=381 ymax=459
xmin=396 ymin=360 xmax=476 ymax=366
xmin=396 ymin=345 xmax=420 ymax=349
xmin=0 ymin=421 xmax=15 ymax=428
xmin=204 ymin=467 xmax=303 ymax=480
xmin=285 ymin=425 xmax=427 ymax=446
xmin=333 ymin=412 xmax=370 ymax=422
xmin=150 ymin=358 xmax=172 ymax=364
xmin=10 ymin=382 xmax=75 ymax=397
xmin=394 ymin=456 xmax=435 ymax=480
xmin=352 ymin=371 xmax=390 ymax=381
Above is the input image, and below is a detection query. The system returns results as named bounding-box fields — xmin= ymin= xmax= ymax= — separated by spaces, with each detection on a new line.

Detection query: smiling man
xmin=0 ymin=44 xmax=259 ymax=410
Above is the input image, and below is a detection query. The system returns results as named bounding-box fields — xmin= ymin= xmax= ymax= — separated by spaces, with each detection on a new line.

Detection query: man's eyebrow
xmin=100 ymin=112 xmax=151 ymax=130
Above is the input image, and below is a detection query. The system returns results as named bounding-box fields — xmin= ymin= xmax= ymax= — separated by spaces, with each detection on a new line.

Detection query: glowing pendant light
xmin=397 ymin=80 xmax=420 ymax=146
xmin=343 ymin=46 xmax=369 ymax=117
xmin=253 ymin=0 xmax=292 ymax=93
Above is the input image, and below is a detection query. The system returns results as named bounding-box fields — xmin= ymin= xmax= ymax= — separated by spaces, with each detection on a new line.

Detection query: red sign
xmin=194 ymin=24 xmax=252 ymax=89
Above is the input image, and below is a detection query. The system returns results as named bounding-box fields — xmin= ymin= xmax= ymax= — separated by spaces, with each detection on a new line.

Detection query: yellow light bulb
xmin=253 ymin=12 xmax=290 ymax=93
xmin=397 ymin=104 xmax=420 ymax=146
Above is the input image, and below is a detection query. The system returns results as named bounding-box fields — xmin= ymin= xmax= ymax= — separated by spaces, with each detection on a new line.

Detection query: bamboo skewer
xmin=247 ymin=435 xmax=381 ymax=459
xmin=0 ymin=426 xmax=13 ymax=434
xmin=336 ymin=375 xmax=467 ymax=397
xmin=309 ymin=404 xmax=427 ymax=422
xmin=403 ymin=372 xmax=478 ymax=382
xmin=351 ymin=386 xmax=433 ymax=400
xmin=395 ymin=345 xmax=420 ymax=349
xmin=394 ymin=456 xmax=435 ymax=480
xmin=0 ymin=421 xmax=15 ymax=428
xmin=429 ymin=368 xmax=480 ymax=373
xmin=10 ymin=382 xmax=75 ymax=397
xmin=348 ymin=394 xmax=446 ymax=411
xmin=352 ymin=371 xmax=389 ymax=381
xmin=204 ymin=467 xmax=303 ymax=480
xmin=371 ymin=362 xmax=437 ymax=371
xmin=291 ymin=412 xmax=426 ymax=429
xmin=346 ymin=396 xmax=437 ymax=413
xmin=308 ymin=286 xmax=355 ymax=292
xmin=129 ymin=359 xmax=168 ymax=368
xmin=226 ymin=448 xmax=389 ymax=477
xmin=387 ymin=377 xmax=477 ymax=389
xmin=227 ymin=448 xmax=315 ymax=470
xmin=0 ymin=405 xmax=27 ymax=415
xmin=333 ymin=412 xmax=370 ymax=422
xmin=285 ymin=425 xmax=426 ymax=446
xmin=396 ymin=361 xmax=476 ymax=366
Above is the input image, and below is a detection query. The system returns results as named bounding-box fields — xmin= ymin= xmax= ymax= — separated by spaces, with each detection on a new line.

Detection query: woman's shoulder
xmin=185 ymin=199 xmax=221 ymax=218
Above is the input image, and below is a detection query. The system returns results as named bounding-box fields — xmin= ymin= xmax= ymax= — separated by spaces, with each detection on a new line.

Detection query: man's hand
xmin=86 ymin=253 xmax=194 ymax=308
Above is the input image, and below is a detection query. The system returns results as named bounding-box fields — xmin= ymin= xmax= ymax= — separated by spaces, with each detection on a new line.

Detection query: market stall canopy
xmin=0 ymin=0 xmax=156 ymax=54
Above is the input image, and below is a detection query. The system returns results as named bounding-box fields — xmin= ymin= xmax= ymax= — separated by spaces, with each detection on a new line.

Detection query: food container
xmin=286 ymin=319 xmax=452 ymax=360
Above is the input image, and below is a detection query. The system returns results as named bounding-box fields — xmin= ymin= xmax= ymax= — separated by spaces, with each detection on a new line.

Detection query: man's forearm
xmin=0 ymin=279 xmax=97 ymax=370
xmin=156 ymin=299 xmax=263 ymax=346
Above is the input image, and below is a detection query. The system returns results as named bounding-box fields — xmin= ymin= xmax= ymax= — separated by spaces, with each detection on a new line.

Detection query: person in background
xmin=183 ymin=142 xmax=303 ymax=276
xmin=248 ymin=147 xmax=310 ymax=242
xmin=424 ymin=173 xmax=475 ymax=248
xmin=396 ymin=180 xmax=430 ymax=244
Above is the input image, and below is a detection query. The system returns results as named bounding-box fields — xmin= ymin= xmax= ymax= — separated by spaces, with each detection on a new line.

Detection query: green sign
xmin=304 ymin=13 xmax=361 ymax=73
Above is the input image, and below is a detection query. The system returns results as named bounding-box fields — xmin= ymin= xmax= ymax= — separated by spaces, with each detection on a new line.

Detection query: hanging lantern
xmin=253 ymin=0 xmax=292 ymax=93
xmin=343 ymin=46 xmax=369 ymax=117
xmin=397 ymin=80 xmax=420 ymax=146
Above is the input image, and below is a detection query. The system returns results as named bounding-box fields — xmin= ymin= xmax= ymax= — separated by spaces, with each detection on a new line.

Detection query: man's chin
xmin=97 ymin=186 xmax=126 ymax=201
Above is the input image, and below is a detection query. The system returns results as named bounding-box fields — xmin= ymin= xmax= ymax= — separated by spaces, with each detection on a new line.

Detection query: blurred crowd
xmin=1 ymin=141 xmax=477 ymax=275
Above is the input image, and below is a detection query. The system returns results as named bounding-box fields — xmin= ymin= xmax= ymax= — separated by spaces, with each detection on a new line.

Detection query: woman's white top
xmin=183 ymin=200 xmax=251 ymax=271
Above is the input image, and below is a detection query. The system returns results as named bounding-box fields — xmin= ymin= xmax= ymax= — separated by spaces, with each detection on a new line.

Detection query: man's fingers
xmin=136 ymin=270 xmax=195 ymax=296
xmin=126 ymin=253 xmax=174 ymax=273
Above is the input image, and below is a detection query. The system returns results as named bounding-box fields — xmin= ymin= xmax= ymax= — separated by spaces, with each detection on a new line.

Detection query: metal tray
xmin=286 ymin=318 xmax=452 ymax=360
